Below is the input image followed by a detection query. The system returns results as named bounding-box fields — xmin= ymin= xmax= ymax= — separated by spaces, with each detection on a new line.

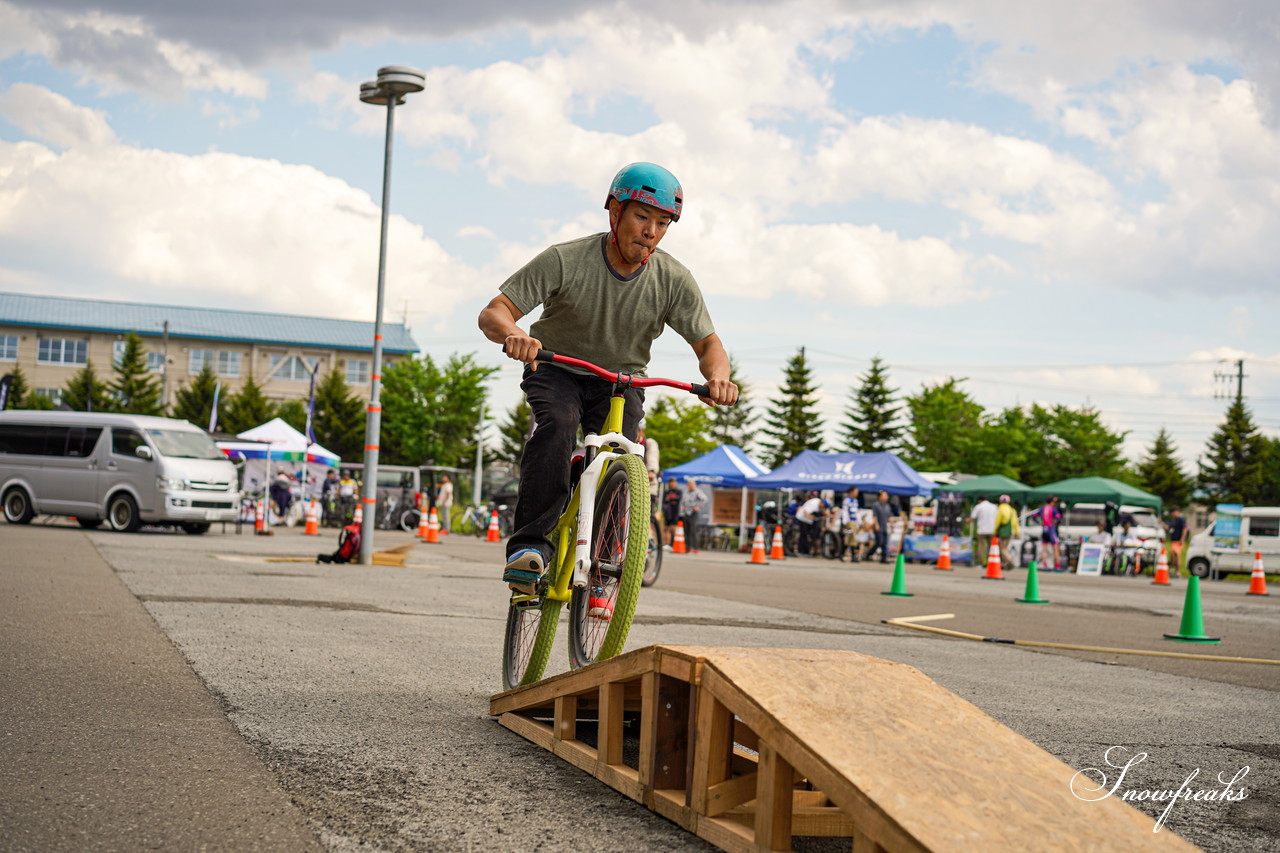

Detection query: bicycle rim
xmin=503 ymin=595 xmax=563 ymax=691
xmin=568 ymin=454 xmax=648 ymax=669
xmin=642 ymin=517 xmax=662 ymax=587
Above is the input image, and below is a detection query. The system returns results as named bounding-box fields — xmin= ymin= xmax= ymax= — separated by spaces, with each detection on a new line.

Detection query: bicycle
xmin=502 ymin=350 xmax=710 ymax=691
xmin=643 ymin=513 xmax=663 ymax=587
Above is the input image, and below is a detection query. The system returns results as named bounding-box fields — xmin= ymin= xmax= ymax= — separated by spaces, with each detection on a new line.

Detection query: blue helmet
xmin=604 ymin=162 xmax=683 ymax=222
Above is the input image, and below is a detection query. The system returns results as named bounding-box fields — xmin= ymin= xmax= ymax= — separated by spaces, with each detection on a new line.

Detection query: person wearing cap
xmin=968 ymin=494 xmax=997 ymax=567
xmin=479 ymin=163 xmax=738 ymax=593
xmin=994 ymin=494 xmax=1020 ymax=571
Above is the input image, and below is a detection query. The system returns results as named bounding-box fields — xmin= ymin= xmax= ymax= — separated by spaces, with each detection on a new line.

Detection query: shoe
xmin=503 ymin=549 xmax=545 ymax=595
xmin=587 ymin=586 xmax=614 ymax=620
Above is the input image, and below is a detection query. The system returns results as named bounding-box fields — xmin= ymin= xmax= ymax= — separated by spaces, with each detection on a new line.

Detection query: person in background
xmin=662 ymin=477 xmax=681 ymax=548
xmin=638 ymin=423 xmax=660 ymax=512
xmin=1037 ymin=495 xmax=1063 ymax=571
xmin=680 ymin=478 xmax=708 ymax=553
xmin=795 ymin=491 xmax=824 ymax=556
xmin=865 ymin=490 xmax=896 ymax=563
xmin=269 ymin=468 xmax=293 ymax=524
xmin=969 ymin=494 xmax=996 ymax=567
xmin=994 ymin=494 xmax=1020 ymax=571
xmin=437 ymin=474 xmax=454 ymax=532
xmin=840 ymin=486 xmax=860 ymax=562
xmin=1165 ymin=507 xmax=1189 ymax=577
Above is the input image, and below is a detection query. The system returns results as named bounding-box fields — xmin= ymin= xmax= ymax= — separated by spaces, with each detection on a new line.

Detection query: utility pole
xmin=161 ymin=319 xmax=170 ymax=409
xmin=472 ymin=402 xmax=485 ymax=508
xmin=1213 ymin=359 xmax=1246 ymax=403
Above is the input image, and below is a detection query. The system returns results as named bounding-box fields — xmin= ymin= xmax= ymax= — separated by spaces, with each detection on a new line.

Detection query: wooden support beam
xmin=691 ymin=693 xmax=735 ymax=814
xmin=554 ymin=695 xmax=577 ymax=742
xmin=755 ymin=741 xmax=793 ymax=852
xmin=597 ymin=680 xmax=626 ymax=767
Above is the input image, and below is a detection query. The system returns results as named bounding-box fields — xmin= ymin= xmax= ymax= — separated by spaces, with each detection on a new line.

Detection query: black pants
xmin=799 ymin=519 xmax=820 ymax=555
xmin=508 ymin=365 xmax=644 ymax=563
xmin=681 ymin=513 xmax=700 ymax=551
xmin=866 ymin=529 xmax=889 ymax=562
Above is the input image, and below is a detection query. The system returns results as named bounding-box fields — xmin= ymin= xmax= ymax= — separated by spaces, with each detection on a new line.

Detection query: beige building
xmin=0 ymin=291 xmax=419 ymax=407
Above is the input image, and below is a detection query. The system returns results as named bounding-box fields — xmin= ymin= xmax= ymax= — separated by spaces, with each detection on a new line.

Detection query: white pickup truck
xmin=1185 ymin=506 xmax=1280 ymax=580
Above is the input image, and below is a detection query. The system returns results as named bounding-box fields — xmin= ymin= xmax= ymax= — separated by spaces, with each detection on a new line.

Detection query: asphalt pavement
xmin=2 ymin=521 xmax=1278 ymax=852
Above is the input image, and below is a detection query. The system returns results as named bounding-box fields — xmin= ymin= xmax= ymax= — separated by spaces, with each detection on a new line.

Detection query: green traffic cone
xmin=1163 ymin=575 xmax=1220 ymax=643
xmin=881 ymin=553 xmax=914 ymax=598
xmin=1016 ymin=559 xmax=1050 ymax=604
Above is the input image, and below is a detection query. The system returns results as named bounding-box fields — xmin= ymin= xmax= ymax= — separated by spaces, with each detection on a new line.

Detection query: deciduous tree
xmin=644 ymin=395 xmax=715 ymax=469
xmin=380 ymin=353 xmax=496 ymax=468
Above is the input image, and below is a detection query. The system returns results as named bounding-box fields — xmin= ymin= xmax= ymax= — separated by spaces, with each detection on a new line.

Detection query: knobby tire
xmin=642 ymin=517 xmax=662 ymax=587
xmin=502 ymin=595 xmax=563 ymax=691
xmin=568 ymin=454 xmax=648 ymax=670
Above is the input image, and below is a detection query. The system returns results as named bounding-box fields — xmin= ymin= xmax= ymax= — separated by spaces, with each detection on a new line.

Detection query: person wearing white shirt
xmin=795 ymin=493 xmax=824 ymax=556
xmin=969 ymin=497 xmax=997 ymax=566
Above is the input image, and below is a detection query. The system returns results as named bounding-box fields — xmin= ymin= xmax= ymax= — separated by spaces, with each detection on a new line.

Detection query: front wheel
xmin=642 ymin=517 xmax=663 ymax=587
xmin=107 ymin=493 xmax=141 ymax=532
xmin=502 ymin=596 xmax=563 ymax=691
xmin=568 ymin=455 xmax=648 ymax=670
xmin=399 ymin=508 xmax=420 ymax=533
xmin=1187 ymin=557 xmax=1211 ymax=579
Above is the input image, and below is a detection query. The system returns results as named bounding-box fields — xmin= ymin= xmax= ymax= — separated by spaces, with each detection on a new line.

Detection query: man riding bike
xmin=478 ymin=162 xmax=738 ymax=594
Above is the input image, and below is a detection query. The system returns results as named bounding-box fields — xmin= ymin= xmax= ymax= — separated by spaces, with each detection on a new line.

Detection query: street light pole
xmin=358 ymin=66 xmax=425 ymax=565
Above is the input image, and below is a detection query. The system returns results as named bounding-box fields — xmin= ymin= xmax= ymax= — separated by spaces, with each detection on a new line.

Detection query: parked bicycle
xmin=502 ymin=351 xmax=709 ymax=691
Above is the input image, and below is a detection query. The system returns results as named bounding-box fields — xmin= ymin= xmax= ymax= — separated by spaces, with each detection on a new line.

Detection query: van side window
xmin=112 ymin=429 xmax=147 ymax=457
xmin=1249 ymin=517 xmax=1280 ymax=538
xmin=66 ymin=427 xmax=104 ymax=458
xmin=0 ymin=423 xmax=52 ymax=455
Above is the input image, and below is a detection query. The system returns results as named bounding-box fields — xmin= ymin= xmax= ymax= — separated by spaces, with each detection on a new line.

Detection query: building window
xmin=37 ymin=337 xmax=87 ymax=365
xmin=345 ymin=359 xmax=370 ymax=384
xmin=189 ymin=348 xmax=213 ymax=374
xmin=36 ymin=387 xmax=64 ymax=405
xmin=217 ymin=350 xmax=241 ymax=377
xmin=147 ymin=352 xmax=165 ymax=373
xmin=113 ymin=340 xmax=127 ymax=366
xmin=0 ymin=334 xmax=18 ymax=361
xmin=269 ymin=355 xmax=318 ymax=381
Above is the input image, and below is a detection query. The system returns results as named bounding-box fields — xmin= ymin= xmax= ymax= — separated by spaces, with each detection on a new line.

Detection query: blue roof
xmin=0 ymin=291 xmax=420 ymax=354
xmin=753 ymin=450 xmax=936 ymax=497
xmin=663 ymin=445 xmax=771 ymax=488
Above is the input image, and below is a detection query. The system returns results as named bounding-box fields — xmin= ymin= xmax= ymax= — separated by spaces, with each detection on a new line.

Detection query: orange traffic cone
xmin=254 ymin=499 xmax=266 ymax=534
xmin=935 ymin=534 xmax=953 ymax=571
xmin=746 ymin=525 xmax=768 ymax=564
xmin=304 ymin=499 xmax=319 ymax=535
xmin=982 ymin=538 xmax=1004 ymax=580
xmin=1247 ymin=552 xmax=1270 ymax=596
xmin=1152 ymin=547 xmax=1171 ymax=585
xmin=673 ymin=521 xmax=687 ymax=554
xmin=486 ymin=509 xmax=502 ymax=542
xmin=353 ymin=503 xmax=363 ymax=526
xmin=416 ymin=503 xmax=430 ymax=539
xmin=769 ymin=526 xmax=785 ymax=560
xmin=425 ymin=507 xmax=440 ymax=544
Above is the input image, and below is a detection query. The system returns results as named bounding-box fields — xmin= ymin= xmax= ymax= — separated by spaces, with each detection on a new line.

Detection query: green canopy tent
xmin=934 ymin=474 xmax=1033 ymax=504
xmin=1026 ymin=476 xmax=1162 ymax=513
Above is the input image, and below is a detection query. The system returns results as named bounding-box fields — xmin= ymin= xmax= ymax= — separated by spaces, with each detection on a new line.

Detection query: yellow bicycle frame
xmin=514 ymin=393 xmax=637 ymax=606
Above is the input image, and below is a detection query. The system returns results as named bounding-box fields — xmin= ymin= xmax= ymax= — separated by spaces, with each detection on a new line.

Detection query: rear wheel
xmin=107 ymin=493 xmax=141 ymax=532
xmin=642 ymin=517 xmax=663 ymax=587
xmin=1187 ymin=557 xmax=1211 ymax=579
xmin=502 ymin=595 xmax=563 ymax=691
xmin=399 ymin=508 xmax=420 ymax=533
xmin=568 ymin=455 xmax=648 ymax=670
xmin=3 ymin=487 xmax=35 ymax=524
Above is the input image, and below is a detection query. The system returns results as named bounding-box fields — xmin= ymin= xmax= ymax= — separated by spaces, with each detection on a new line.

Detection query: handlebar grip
xmin=534 ymin=350 xmax=555 ymax=363
xmin=690 ymin=383 xmax=710 ymax=398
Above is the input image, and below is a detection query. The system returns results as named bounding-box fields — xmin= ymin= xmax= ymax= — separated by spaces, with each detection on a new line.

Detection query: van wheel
xmin=1187 ymin=557 xmax=1211 ymax=579
xmin=107 ymin=494 xmax=142 ymax=533
xmin=3 ymin=487 xmax=35 ymax=524
xmin=77 ymin=518 xmax=103 ymax=530
xmin=181 ymin=522 xmax=210 ymax=535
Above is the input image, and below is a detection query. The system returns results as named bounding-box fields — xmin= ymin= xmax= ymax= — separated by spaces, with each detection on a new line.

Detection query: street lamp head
xmin=359 ymin=80 xmax=405 ymax=106
xmin=376 ymin=65 xmax=426 ymax=95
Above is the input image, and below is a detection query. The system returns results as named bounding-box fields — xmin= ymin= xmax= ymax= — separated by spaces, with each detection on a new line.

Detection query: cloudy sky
xmin=2 ymin=0 xmax=1278 ymax=468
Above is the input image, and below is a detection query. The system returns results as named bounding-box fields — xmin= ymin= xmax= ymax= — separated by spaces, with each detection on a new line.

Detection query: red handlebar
xmin=531 ymin=350 xmax=710 ymax=398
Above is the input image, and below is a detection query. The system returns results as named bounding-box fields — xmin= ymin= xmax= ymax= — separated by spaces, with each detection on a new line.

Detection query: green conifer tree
xmin=3 ymin=363 xmax=31 ymax=409
xmin=707 ymin=356 xmax=755 ymax=451
xmin=222 ymin=373 xmax=276 ymax=434
xmin=760 ymin=347 xmax=824 ymax=469
xmin=1198 ymin=398 xmax=1267 ymax=504
xmin=63 ymin=359 xmax=114 ymax=412
xmin=1135 ymin=428 xmax=1192 ymax=509
xmin=313 ymin=367 xmax=364 ymax=461
xmin=109 ymin=332 xmax=163 ymax=415
xmin=170 ymin=363 xmax=220 ymax=427
xmin=841 ymin=356 xmax=902 ymax=453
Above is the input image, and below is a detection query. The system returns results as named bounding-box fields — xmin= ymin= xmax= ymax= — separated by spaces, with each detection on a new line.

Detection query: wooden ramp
xmin=490 ymin=645 xmax=1198 ymax=853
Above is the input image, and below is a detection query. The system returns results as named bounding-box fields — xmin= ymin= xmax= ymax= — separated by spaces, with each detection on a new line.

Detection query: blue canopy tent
xmin=663 ymin=445 xmax=771 ymax=544
xmin=752 ymin=451 xmax=936 ymax=497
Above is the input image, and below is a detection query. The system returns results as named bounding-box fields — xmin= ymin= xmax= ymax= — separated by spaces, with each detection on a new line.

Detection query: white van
xmin=1185 ymin=507 xmax=1280 ymax=580
xmin=0 ymin=411 xmax=241 ymax=534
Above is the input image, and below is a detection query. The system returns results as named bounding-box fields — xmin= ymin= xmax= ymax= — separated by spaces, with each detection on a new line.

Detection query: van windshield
xmin=147 ymin=429 xmax=224 ymax=460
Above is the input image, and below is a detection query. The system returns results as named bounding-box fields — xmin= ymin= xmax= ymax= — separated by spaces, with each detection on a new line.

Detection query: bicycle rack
xmin=491 ymin=645 xmax=1194 ymax=853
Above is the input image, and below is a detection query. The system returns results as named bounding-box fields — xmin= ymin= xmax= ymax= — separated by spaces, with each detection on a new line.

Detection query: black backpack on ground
xmin=317 ymin=523 xmax=362 ymax=564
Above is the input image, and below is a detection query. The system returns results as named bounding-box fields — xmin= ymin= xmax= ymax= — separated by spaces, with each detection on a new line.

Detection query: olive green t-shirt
xmin=500 ymin=233 xmax=715 ymax=376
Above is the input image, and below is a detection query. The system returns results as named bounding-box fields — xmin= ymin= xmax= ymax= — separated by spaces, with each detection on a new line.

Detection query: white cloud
xmin=0 ymin=82 xmax=116 ymax=148
xmin=0 ymin=85 xmax=477 ymax=324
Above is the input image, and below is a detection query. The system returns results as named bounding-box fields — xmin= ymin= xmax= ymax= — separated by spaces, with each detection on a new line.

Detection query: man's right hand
xmin=503 ymin=332 xmax=543 ymax=368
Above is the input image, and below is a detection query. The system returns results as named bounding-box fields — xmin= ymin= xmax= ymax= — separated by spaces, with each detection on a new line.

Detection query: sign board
xmin=904 ymin=535 xmax=973 ymax=563
xmin=711 ymin=489 xmax=756 ymax=525
xmin=1076 ymin=542 xmax=1106 ymax=576
xmin=1213 ymin=503 xmax=1243 ymax=551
